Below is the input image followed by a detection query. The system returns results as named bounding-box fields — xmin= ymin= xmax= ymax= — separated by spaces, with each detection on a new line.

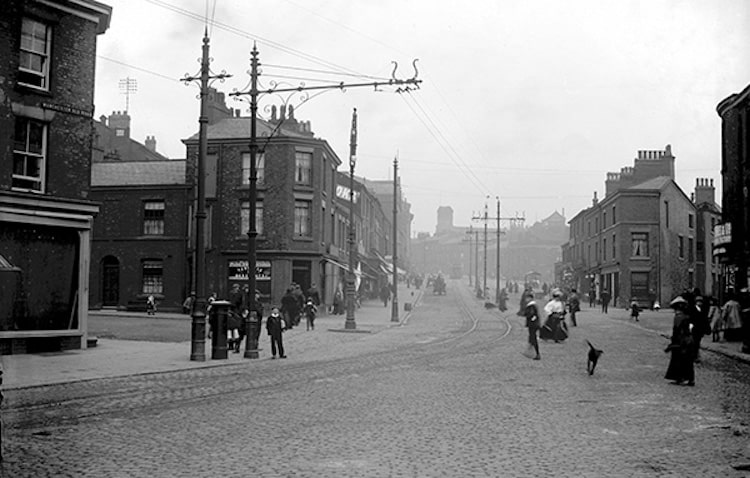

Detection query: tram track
xmin=4 ymin=280 xmax=516 ymax=431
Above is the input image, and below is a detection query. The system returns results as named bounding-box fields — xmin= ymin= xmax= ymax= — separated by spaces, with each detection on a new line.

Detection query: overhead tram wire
xmin=398 ymin=92 xmax=488 ymax=195
xmin=398 ymin=92 xmax=490 ymax=196
xmin=144 ymin=0 xmax=379 ymax=81
xmin=262 ymin=64 xmax=391 ymax=82
xmin=97 ymin=55 xmax=180 ymax=82
xmin=400 ymin=90 xmax=491 ymax=195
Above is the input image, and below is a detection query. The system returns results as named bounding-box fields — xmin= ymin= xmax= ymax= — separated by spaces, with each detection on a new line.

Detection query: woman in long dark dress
xmin=541 ymin=289 xmax=568 ymax=342
xmin=664 ymin=296 xmax=695 ymax=386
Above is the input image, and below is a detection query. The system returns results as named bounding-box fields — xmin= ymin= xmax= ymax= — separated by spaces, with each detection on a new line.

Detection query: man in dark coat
xmin=567 ymin=288 xmax=580 ymax=326
xmin=280 ymin=288 xmax=299 ymax=329
xmin=306 ymin=283 xmax=321 ymax=306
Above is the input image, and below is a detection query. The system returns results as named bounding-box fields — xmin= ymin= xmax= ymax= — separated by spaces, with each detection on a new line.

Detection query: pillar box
xmin=210 ymin=300 xmax=230 ymax=360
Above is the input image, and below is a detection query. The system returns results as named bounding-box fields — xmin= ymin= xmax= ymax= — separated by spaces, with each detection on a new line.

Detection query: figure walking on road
xmin=541 ymin=289 xmax=568 ymax=343
xmin=664 ymin=296 xmax=695 ymax=386
xmin=600 ymin=289 xmax=611 ymax=314
xmin=567 ymin=288 xmax=580 ymax=327
xmin=523 ymin=292 xmax=541 ymax=360
xmin=266 ymin=307 xmax=286 ymax=359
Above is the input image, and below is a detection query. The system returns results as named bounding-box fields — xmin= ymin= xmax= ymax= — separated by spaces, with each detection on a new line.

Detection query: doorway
xmin=102 ymin=256 xmax=120 ymax=307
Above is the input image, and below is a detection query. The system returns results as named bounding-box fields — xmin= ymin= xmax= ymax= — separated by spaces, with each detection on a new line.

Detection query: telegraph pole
xmin=346 ymin=108 xmax=358 ymax=330
xmin=465 ymin=225 xmax=474 ymax=287
xmin=391 ymin=156 xmax=399 ymax=323
xmin=182 ymin=29 xmax=231 ymax=361
xmin=473 ymin=197 xmax=524 ymax=305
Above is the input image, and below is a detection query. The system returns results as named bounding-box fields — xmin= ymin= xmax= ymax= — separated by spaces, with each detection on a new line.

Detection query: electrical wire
xmin=98 ymin=55 xmax=180 ymax=82
xmin=402 ymin=89 xmax=491 ymax=195
xmin=263 ymin=63 xmax=390 ymax=82
xmin=398 ymin=92 xmax=489 ymax=195
xmin=144 ymin=0 xmax=378 ymax=82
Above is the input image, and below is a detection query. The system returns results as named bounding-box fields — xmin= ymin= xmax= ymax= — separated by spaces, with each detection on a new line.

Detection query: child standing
xmin=630 ymin=300 xmax=640 ymax=322
xmin=303 ymin=299 xmax=318 ymax=331
xmin=266 ymin=307 xmax=286 ymax=359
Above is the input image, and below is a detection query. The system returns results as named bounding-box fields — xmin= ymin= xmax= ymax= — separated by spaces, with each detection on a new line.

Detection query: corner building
xmin=183 ymin=99 xmax=343 ymax=308
xmin=0 ymin=0 xmax=111 ymax=353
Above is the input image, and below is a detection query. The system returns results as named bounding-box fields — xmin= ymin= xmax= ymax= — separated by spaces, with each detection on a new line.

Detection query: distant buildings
xmin=411 ymin=206 xmax=566 ymax=290
xmin=559 ymin=146 xmax=720 ymax=308
xmin=0 ymin=0 xmax=111 ymax=353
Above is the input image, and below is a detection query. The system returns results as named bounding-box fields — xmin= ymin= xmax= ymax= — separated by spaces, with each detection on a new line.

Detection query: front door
xmin=102 ymin=256 xmax=120 ymax=306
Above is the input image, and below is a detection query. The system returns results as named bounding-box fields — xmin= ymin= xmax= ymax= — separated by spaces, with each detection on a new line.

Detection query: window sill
xmin=629 ymin=256 xmax=651 ymax=260
xmin=15 ymin=82 xmax=52 ymax=96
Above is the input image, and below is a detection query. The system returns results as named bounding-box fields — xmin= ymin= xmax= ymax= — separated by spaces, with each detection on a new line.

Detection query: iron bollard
xmin=210 ymin=300 xmax=230 ymax=360
xmin=244 ymin=311 xmax=259 ymax=359
xmin=190 ymin=297 xmax=207 ymax=361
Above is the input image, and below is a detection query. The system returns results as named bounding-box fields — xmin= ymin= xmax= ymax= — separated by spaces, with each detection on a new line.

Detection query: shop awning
xmin=325 ymin=258 xmax=350 ymax=272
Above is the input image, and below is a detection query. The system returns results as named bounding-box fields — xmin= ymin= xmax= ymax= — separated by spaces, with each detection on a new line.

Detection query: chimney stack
xmin=694 ymin=177 xmax=716 ymax=205
xmin=145 ymin=135 xmax=156 ymax=152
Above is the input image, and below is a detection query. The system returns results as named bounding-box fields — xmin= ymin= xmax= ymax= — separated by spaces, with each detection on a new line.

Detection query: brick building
xmin=89 ymin=111 xmax=190 ymax=312
xmin=716 ymin=84 xmax=750 ymax=299
xmin=182 ymin=98 xmax=345 ymax=308
xmin=560 ymin=146 xmax=717 ymax=308
xmin=333 ymin=171 xmax=392 ymax=301
xmin=0 ymin=0 xmax=111 ymax=353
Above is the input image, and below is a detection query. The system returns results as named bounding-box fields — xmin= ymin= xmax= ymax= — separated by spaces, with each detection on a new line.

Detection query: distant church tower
xmin=436 ymin=206 xmax=454 ymax=235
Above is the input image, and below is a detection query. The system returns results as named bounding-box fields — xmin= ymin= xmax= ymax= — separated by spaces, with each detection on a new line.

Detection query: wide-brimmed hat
xmin=669 ymin=296 xmax=688 ymax=308
xmin=552 ymin=288 xmax=562 ymax=297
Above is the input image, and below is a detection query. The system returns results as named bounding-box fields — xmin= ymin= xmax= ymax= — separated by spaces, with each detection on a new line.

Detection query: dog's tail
xmin=586 ymin=339 xmax=596 ymax=351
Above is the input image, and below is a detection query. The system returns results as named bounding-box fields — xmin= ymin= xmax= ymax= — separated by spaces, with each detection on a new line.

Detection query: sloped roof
xmin=92 ymin=161 xmax=186 ymax=186
xmin=627 ymin=176 xmax=673 ymax=191
xmin=184 ymin=117 xmax=310 ymax=141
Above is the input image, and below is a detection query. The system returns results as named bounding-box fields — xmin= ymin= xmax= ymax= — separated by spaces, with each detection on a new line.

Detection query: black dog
xmin=586 ymin=340 xmax=603 ymax=375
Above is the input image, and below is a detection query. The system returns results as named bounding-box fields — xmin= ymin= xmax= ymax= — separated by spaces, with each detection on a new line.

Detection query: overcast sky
xmin=94 ymin=0 xmax=750 ymax=235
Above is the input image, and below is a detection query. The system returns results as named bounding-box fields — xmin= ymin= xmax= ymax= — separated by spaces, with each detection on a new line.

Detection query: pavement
xmin=0 ymin=285 xmax=426 ymax=390
xmin=2 ymin=286 xmax=749 ymax=390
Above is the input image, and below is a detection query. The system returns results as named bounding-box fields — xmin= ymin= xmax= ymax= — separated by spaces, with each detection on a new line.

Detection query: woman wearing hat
xmin=664 ymin=295 xmax=695 ymax=386
xmin=541 ymin=289 xmax=568 ymax=343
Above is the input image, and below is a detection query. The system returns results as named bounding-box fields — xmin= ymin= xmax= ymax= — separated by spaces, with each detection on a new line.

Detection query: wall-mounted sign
xmin=228 ymin=260 xmax=271 ymax=281
xmin=713 ymin=222 xmax=731 ymax=247
xmin=41 ymin=102 xmax=93 ymax=118
xmin=336 ymin=184 xmax=359 ymax=203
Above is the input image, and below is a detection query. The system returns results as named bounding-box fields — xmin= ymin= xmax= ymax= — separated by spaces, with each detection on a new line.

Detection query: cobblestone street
xmin=2 ymin=282 xmax=749 ymax=477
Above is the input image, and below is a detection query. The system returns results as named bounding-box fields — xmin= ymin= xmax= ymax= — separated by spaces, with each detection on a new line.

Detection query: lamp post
xmin=243 ymin=44 xmax=260 ymax=359
xmin=182 ymin=30 xmax=230 ymax=361
xmin=345 ymin=108 xmax=358 ymax=330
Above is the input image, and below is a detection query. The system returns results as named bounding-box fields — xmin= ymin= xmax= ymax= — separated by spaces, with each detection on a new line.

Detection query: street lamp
xmin=345 ymin=108 xmax=358 ymax=330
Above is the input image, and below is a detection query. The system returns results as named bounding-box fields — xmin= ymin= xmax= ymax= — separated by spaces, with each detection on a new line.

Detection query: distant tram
xmin=449 ymin=264 xmax=462 ymax=279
